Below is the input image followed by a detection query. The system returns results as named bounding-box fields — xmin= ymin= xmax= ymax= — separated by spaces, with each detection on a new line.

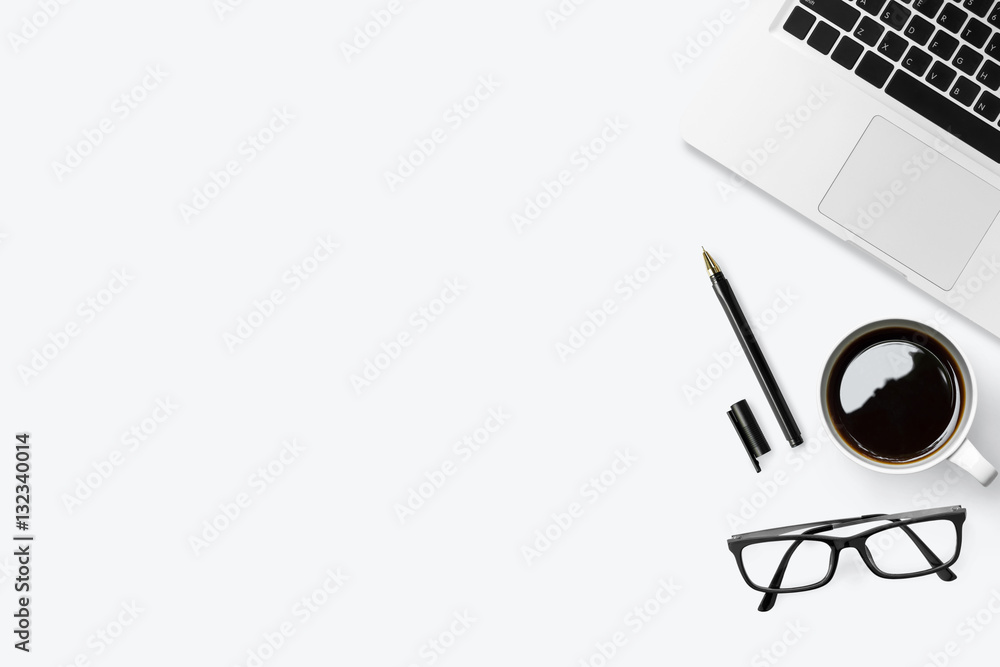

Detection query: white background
xmin=5 ymin=0 xmax=1000 ymax=665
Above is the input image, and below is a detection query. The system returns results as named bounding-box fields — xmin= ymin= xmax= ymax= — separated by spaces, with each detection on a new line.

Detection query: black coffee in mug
xmin=825 ymin=326 xmax=964 ymax=464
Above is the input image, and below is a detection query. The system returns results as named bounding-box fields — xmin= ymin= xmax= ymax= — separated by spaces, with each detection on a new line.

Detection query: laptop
xmin=682 ymin=0 xmax=1000 ymax=339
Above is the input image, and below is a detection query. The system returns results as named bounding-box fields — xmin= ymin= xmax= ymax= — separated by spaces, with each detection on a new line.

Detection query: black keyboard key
xmin=951 ymin=75 xmax=983 ymax=104
xmin=977 ymin=58 xmax=1000 ymax=88
xmin=879 ymin=31 xmax=910 ymax=58
xmin=974 ymin=90 xmax=1000 ymax=120
xmin=784 ymin=6 xmax=817 ymax=38
xmin=885 ymin=70 xmax=1000 ymax=163
xmin=903 ymin=45 xmax=935 ymax=74
xmin=808 ymin=20 xmax=842 ymax=53
xmin=927 ymin=60 xmax=958 ymax=89
xmin=964 ymin=0 xmax=993 ymax=18
xmin=963 ymin=19 xmax=993 ymax=48
xmin=855 ymin=16 xmax=886 ymax=44
xmin=832 ymin=35 xmax=866 ymax=67
xmin=990 ymin=3 xmax=1000 ymax=27
xmin=856 ymin=51 xmax=896 ymax=86
xmin=955 ymin=44 xmax=985 ymax=74
xmin=929 ymin=30 xmax=961 ymax=58
xmin=913 ymin=0 xmax=944 ymax=17
xmin=904 ymin=15 xmax=936 ymax=43
xmin=882 ymin=1 xmax=912 ymax=28
xmin=857 ymin=0 xmax=889 ymax=15
xmin=987 ymin=32 xmax=1000 ymax=60
xmin=938 ymin=5 xmax=970 ymax=32
xmin=801 ymin=0 xmax=862 ymax=31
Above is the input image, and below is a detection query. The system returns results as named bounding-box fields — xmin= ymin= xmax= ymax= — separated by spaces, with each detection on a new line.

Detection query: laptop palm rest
xmin=819 ymin=116 xmax=1000 ymax=291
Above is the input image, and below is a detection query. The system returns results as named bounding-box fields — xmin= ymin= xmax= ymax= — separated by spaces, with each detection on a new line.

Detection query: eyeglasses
xmin=728 ymin=506 xmax=965 ymax=612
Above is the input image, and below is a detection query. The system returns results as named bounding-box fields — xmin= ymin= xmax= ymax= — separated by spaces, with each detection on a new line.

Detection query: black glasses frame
xmin=728 ymin=506 xmax=965 ymax=612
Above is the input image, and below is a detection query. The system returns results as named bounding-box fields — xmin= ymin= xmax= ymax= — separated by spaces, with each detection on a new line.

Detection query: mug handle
xmin=949 ymin=440 xmax=998 ymax=487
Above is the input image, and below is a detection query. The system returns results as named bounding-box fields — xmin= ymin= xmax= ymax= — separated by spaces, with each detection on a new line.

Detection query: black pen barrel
xmin=711 ymin=273 xmax=803 ymax=447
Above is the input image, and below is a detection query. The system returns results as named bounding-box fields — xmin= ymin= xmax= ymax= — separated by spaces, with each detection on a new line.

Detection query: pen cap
xmin=728 ymin=400 xmax=771 ymax=473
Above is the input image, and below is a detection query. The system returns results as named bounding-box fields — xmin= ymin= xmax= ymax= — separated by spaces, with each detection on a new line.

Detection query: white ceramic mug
xmin=819 ymin=319 xmax=997 ymax=486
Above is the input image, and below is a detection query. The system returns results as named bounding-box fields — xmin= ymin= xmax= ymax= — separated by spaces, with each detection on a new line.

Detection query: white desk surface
xmin=5 ymin=1 xmax=1000 ymax=664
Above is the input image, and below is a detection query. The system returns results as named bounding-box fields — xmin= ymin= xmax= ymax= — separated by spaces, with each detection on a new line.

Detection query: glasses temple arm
xmin=758 ymin=515 xmax=958 ymax=611
xmin=878 ymin=518 xmax=956 ymax=582
xmin=758 ymin=524 xmax=833 ymax=612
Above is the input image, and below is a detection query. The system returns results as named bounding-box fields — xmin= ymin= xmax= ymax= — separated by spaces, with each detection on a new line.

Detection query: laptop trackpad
xmin=819 ymin=116 xmax=1000 ymax=290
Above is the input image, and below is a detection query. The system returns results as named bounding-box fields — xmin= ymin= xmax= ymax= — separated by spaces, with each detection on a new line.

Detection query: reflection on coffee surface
xmin=827 ymin=327 xmax=963 ymax=463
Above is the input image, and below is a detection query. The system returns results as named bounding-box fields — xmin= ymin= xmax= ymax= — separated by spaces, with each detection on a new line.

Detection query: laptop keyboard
xmin=783 ymin=0 xmax=1000 ymax=163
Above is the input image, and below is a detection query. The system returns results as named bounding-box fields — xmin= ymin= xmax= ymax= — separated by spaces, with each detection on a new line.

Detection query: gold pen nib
xmin=702 ymin=247 xmax=721 ymax=276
